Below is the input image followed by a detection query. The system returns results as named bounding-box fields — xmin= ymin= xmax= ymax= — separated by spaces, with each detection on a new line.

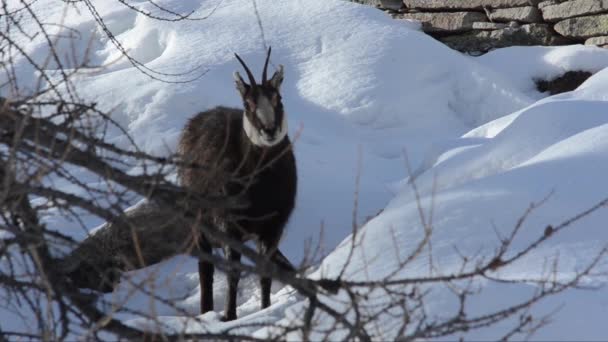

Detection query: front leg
xmin=223 ymin=245 xmax=241 ymax=321
xmin=258 ymin=241 xmax=276 ymax=310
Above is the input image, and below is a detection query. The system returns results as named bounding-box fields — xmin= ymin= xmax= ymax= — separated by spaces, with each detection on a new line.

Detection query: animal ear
xmin=269 ymin=65 xmax=284 ymax=90
xmin=234 ymin=71 xmax=249 ymax=96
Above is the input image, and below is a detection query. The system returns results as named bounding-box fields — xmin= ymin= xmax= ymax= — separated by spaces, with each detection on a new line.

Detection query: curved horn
xmin=262 ymin=46 xmax=272 ymax=84
xmin=234 ymin=53 xmax=257 ymax=87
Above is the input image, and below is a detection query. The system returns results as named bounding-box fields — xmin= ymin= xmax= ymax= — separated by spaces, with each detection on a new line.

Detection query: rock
xmin=554 ymin=14 xmax=608 ymax=38
xmin=404 ymin=0 xmax=541 ymax=10
xmin=472 ymin=22 xmax=509 ymax=29
xmin=541 ymin=0 xmax=608 ymax=22
xmin=585 ymin=35 xmax=608 ymax=45
xmin=349 ymin=0 xmax=383 ymax=7
xmin=380 ymin=0 xmax=404 ymax=10
xmin=535 ymin=70 xmax=593 ymax=94
xmin=61 ymin=200 xmax=298 ymax=292
xmin=488 ymin=6 xmax=542 ymax=23
xmin=439 ymin=23 xmax=569 ymax=53
xmin=538 ymin=0 xmax=572 ymax=8
xmin=395 ymin=11 xmax=487 ymax=33
xmin=538 ymin=0 xmax=561 ymax=8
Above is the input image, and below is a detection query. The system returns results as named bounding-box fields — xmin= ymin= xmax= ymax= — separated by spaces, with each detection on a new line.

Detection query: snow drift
xmin=4 ymin=0 xmax=608 ymax=339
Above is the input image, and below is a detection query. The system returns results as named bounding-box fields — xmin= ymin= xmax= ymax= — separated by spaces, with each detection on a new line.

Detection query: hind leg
xmin=198 ymin=239 xmax=214 ymax=314
xmin=258 ymin=237 xmax=296 ymax=309
xmin=258 ymin=239 xmax=281 ymax=309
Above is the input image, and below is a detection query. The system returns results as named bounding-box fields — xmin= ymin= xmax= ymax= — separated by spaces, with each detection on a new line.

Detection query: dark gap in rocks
xmin=402 ymin=7 xmax=486 ymax=14
xmin=535 ymin=70 xmax=593 ymax=95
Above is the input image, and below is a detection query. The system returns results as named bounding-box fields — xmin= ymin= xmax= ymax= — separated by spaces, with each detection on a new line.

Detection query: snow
xmin=4 ymin=0 xmax=608 ymax=339
xmin=477 ymin=45 xmax=608 ymax=100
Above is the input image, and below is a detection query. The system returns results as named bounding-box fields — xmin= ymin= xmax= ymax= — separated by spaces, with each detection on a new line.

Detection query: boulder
xmin=541 ymin=0 xmax=608 ymax=22
xmin=440 ymin=23 xmax=569 ymax=53
xmin=538 ymin=1 xmax=562 ymax=8
xmin=349 ymin=0 xmax=383 ymax=7
xmin=472 ymin=22 xmax=509 ymax=29
xmin=554 ymin=14 xmax=608 ymax=38
xmin=396 ymin=12 xmax=487 ymax=33
xmin=488 ymin=6 xmax=542 ymax=22
xmin=404 ymin=0 xmax=541 ymax=10
xmin=61 ymin=200 xmax=297 ymax=292
xmin=585 ymin=35 xmax=608 ymax=45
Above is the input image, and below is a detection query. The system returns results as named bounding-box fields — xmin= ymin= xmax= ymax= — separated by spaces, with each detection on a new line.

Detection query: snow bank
xmin=4 ymin=0 xmax=608 ymax=339
xmin=8 ymin=0 xmax=539 ymax=262
xmin=307 ymin=51 xmax=608 ymax=340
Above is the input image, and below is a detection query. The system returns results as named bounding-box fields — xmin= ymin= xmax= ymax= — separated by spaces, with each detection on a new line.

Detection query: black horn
xmin=262 ymin=46 xmax=272 ymax=84
xmin=235 ymin=53 xmax=257 ymax=87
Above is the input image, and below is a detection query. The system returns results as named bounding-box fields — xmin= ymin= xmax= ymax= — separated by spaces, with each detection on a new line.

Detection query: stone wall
xmin=352 ymin=0 xmax=608 ymax=54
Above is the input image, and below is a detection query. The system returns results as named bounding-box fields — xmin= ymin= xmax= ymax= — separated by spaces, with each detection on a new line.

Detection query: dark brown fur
xmin=177 ymin=106 xmax=297 ymax=320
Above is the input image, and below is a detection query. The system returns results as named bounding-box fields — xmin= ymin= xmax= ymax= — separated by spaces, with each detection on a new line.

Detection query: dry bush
xmin=0 ymin=1 xmax=605 ymax=340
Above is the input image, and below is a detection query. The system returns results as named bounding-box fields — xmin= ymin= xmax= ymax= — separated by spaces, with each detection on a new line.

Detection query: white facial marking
xmin=243 ymin=111 xmax=288 ymax=147
xmin=255 ymin=95 xmax=274 ymax=127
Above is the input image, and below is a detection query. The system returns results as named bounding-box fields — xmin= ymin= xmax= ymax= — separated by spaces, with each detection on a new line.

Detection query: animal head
xmin=234 ymin=47 xmax=286 ymax=147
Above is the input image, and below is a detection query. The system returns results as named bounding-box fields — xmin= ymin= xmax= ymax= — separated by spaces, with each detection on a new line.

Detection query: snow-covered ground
xmin=4 ymin=0 xmax=608 ymax=339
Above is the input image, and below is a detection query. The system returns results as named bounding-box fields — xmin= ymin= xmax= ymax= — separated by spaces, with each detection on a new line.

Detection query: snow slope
xmin=4 ymin=0 xmax=608 ymax=339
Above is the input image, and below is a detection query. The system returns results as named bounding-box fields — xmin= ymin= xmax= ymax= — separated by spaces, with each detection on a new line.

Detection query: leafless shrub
xmin=0 ymin=1 xmax=605 ymax=341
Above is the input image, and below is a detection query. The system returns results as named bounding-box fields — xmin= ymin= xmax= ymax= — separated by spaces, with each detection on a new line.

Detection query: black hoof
xmin=221 ymin=314 xmax=236 ymax=322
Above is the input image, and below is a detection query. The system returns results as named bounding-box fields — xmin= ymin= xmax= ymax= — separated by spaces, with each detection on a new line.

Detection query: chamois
xmin=177 ymin=47 xmax=297 ymax=321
